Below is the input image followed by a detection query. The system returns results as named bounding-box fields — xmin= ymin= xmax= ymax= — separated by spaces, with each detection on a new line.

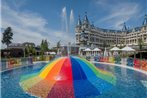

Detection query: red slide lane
xmin=47 ymin=57 xmax=75 ymax=98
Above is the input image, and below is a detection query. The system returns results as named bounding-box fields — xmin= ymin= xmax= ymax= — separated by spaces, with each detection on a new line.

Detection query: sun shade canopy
xmin=84 ymin=48 xmax=91 ymax=51
xmin=93 ymin=48 xmax=101 ymax=51
xmin=110 ymin=47 xmax=120 ymax=51
xmin=121 ymin=46 xmax=135 ymax=51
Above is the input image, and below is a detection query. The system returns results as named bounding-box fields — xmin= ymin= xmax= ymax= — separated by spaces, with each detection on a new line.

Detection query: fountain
xmin=19 ymin=8 xmax=116 ymax=98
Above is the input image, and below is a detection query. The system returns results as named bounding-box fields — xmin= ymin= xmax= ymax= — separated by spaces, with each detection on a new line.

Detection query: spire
xmin=143 ymin=14 xmax=147 ymax=25
xmin=83 ymin=12 xmax=89 ymax=24
xmin=77 ymin=15 xmax=82 ymax=26
xmin=92 ymin=21 xmax=94 ymax=25
xmin=122 ymin=22 xmax=127 ymax=31
xmin=91 ymin=21 xmax=95 ymax=28
xmin=132 ymin=27 xmax=135 ymax=32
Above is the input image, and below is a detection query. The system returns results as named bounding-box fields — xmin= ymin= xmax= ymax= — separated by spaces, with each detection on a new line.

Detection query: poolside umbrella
xmin=93 ymin=48 xmax=101 ymax=56
xmin=110 ymin=47 xmax=120 ymax=51
xmin=93 ymin=48 xmax=101 ymax=51
xmin=121 ymin=46 xmax=135 ymax=58
xmin=121 ymin=46 xmax=135 ymax=52
xmin=50 ymin=52 xmax=56 ymax=55
xmin=84 ymin=48 xmax=91 ymax=56
xmin=84 ymin=48 xmax=91 ymax=51
xmin=20 ymin=56 xmax=116 ymax=98
xmin=110 ymin=47 xmax=120 ymax=56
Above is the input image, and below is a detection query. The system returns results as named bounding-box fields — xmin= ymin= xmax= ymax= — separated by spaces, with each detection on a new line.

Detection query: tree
xmin=40 ymin=39 xmax=49 ymax=52
xmin=40 ymin=39 xmax=49 ymax=60
xmin=26 ymin=46 xmax=30 ymax=56
xmin=44 ymin=39 xmax=49 ymax=51
xmin=57 ymin=40 xmax=61 ymax=49
xmin=32 ymin=47 xmax=36 ymax=56
xmin=2 ymin=27 xmax=13 ymax=48
xmin=56 ymin=41 xmax=61 ymax=54
xmin=25 ymin=45 xmax=36 ymax=56
xmin=40 ymin=40 xmax=45 ymax=60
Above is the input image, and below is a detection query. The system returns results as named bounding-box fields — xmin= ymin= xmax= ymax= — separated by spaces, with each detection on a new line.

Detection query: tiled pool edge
xmin=1 ymin=61 xmax=49 ymax=73
xmin=92 ymin=61 xmax=147 ymax=75
xmin=1 ymin=60 xmax=146 ymax=75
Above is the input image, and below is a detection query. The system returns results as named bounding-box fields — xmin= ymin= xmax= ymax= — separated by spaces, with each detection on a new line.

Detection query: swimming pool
xmin=1 ymin=62 xmax=147 ymax=98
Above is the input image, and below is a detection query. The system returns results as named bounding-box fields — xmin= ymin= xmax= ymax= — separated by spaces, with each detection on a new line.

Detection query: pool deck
xmin=33 ymin=61 xmax=49 ymax=64
xmin=1 ymin=60 xmax=147 ymax=76
xmin=92 ymin=61 xmax=147 ymax=75
xmin=1 ymin=61 xmax=49 ymax=73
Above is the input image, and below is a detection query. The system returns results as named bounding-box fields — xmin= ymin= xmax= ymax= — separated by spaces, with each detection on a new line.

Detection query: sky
xmin=1 ymin=0 xmax=147 ymax=48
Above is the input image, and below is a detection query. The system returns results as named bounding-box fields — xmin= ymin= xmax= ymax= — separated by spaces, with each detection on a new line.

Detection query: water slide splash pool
xmin=19 ymin=56 xmax=116 ymax=98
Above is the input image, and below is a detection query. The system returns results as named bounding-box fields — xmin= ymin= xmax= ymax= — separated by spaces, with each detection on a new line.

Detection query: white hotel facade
xmin=75 ymin=13 xmax=147 ymax=49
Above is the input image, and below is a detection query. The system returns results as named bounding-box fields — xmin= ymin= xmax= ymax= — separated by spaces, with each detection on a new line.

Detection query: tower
xmin=82 ymin=12 xmax=90 ymax=29
xmin=143 ymin=14 xmax=147 ymax=26
xmin=122 ymin=22 xmax=128 ymax=45
xmin=122 ymin=22 xmax=127 ymax=32
xmin=75 ymin=15 xmax=82 ymax=33
xmin=142 ymin=14 xmax=147 ymax=31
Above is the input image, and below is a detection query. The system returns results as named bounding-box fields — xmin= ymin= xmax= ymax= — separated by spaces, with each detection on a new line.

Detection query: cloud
xmin=11 ymin=0 xmax=27 ymax=10
xmin=95 ymin=1 xmax=142 ymax=29
xmin=96 ymin=0 xmax=108 ymax=6
xmin=1 ymin=3 xmax=75 ymax=49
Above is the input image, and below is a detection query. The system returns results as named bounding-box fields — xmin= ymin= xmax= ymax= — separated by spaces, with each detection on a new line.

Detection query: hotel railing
xmin=1 ymin=57 xmax=33 ymax=71
xmin=93 ymin=56 xmax=147 ymax=71
xmin=1 ymin=55 xmax=55 ymax=71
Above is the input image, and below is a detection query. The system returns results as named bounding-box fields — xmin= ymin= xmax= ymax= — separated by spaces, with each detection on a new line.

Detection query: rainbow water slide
xmin=20 ymin=56 xmax=116 ymax=98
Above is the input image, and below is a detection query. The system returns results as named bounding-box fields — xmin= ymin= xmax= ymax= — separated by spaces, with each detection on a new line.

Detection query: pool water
xmin=95 ymin=63 xmax=147 ymax=98
xmin=1 ymin=63 xmax=46 ymax=98
xmin=1 ymin=62 xmax=147 ymax=98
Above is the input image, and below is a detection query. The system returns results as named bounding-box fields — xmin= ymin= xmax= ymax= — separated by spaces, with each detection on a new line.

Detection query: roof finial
xmin=78 ymin=14 xmax=81 ymax=20
xmin=78 ymin=15 xmax=80 ymax=18
xmin=143 ymin=14 xmax=147 ymax=25
xmin=91 ymin=21 xmax=95 ymax=27
xmin=77 ymin=15 xmax=82 ymax=26
xmin=83 ymin=11 xmax=89 ymax=24
xmin=124 ymin=22 xmax=126 ymax=25
xmin=122 ymin=22 xmax=127 ymax=31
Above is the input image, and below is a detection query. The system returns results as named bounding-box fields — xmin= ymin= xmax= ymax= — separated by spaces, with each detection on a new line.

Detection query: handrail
xmin=1 ymin=55 xmax=55 ymax=71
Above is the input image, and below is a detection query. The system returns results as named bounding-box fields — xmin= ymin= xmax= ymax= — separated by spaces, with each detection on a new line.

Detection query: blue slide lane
xmin=70 ymin=57 xmax=87 ymax=80
xmin=74 ymin=57 xmax=113 ymax=94
xmin=70 ymin=57 xmax=100 ymax=97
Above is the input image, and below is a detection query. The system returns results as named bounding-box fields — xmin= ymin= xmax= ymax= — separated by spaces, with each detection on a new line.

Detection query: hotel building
xmin=75 ymin=13 xmax=147 ymax=49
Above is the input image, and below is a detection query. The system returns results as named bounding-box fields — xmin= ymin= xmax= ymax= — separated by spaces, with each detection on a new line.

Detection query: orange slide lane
xmin=27 ymin=57 xmax=66 ymax=98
